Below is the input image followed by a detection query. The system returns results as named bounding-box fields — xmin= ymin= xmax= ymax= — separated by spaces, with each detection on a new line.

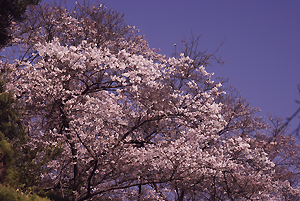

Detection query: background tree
xmin=0 ymin=0 xmax=40 ymax=47
xmin=3 ymin=1 xmax=300 ymax=201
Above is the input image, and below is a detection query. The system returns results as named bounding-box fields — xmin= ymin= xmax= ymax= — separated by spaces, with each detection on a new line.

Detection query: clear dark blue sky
xmin=46 ymin=0 xmax=300 ymax=132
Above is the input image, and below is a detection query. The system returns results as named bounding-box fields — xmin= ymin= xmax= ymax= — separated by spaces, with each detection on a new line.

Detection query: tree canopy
xmin=1 ymin=2 xmax=300 ymax=201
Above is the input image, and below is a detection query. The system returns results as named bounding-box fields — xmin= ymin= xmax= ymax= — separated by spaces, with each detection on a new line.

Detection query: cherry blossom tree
xmin=173 ymin=34 xmax=300 ymax=201
xmin=2 ymin=2 xmax=300 ymax=201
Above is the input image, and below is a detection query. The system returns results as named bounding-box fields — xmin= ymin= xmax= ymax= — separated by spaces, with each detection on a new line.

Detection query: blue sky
xmin=46 ymin=0 xmax=300 ymax=132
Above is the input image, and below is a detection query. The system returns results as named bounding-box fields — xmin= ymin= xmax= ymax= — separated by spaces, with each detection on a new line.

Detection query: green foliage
xmin=0 ymin=0 xmax=40 ymax=46
xmin=0 ymin=132 xmax=12 ymax=158
xmin=0 ymin=68 xmax=24 ymax=137
xmin=0 ymin=68 xmax=64 ymax=193
xmin=0 ymin=75 xmax=16 ymax=185
xmin=0 ymin=131 xmax=13 ymax=181
xmin=0 ymin=87 xmax=25 ymax=142
xmin=0 ymin=74 xmax=55 ymax=197
xmin=0 ymin=185 xmax=50 ymax=201
xmin=0 ymin=69 xmax=26 ymax=186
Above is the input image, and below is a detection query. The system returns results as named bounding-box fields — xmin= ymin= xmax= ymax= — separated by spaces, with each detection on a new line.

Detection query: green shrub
xmin=0 ymin=185 xmax=50 ymax=201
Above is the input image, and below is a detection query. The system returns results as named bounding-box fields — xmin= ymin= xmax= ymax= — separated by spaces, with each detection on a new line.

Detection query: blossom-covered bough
xmin=2 ymin=2 xmax=300 ymax=201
